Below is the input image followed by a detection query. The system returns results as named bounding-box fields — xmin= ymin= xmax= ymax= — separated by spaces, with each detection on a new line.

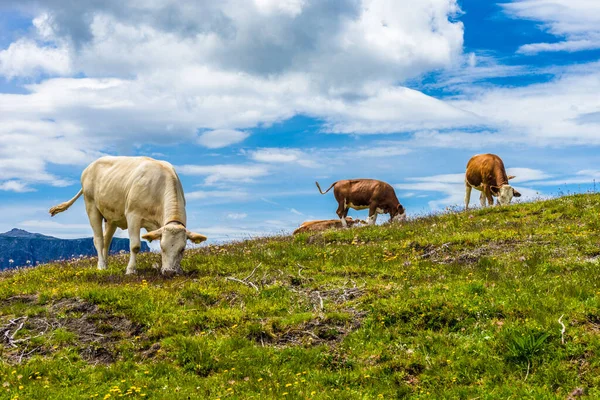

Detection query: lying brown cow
xmin=293 ymin=217 xmax=366 ymax=235
xmin=315 ymin=179 xmax=406 ymax=226
xmin=465 ymin=153 xmax=521 ymax=209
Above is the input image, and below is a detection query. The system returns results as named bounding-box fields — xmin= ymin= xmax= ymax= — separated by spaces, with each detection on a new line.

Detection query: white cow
xmin=49 ymin=156 xmax=207 ymax=275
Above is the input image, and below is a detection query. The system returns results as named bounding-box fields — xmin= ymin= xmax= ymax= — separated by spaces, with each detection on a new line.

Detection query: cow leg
xmin=486 ymin=191 xmax=495 ymax=206
xmin=125 ymin=217 xmax=142 ymax=275
xmin=368 ymin=205 xmax=378 ymax=225
xmin=102 ymin=221 xmax=118 ymax=262
xmin=337 ymin=201 xmax=349 ymax=228
xmin=465 ymin=183 xmax=472 ymax=210
xmin=86 ymin=205 xmax=106 ymax=270
xmin=479 ymin=191 xmax=487 ymax=207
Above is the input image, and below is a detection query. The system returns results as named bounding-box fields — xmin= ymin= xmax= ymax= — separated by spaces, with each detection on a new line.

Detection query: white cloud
xmin=250 ymin=148 xmax=302 ymax=163
xmin=249 ymin=148 xmax=317 ymax=167
xmin=1 ymin=0 xmax=599 ymax=197
xmin=396 ymin=180 xmax=464 ymax=210
xmin=307 ymin=86 xmax=480 ymax=134
xmin=12 ymin=1 xmax=464 ymax=84
xmin=350 ymin=146 xmax=412 ymax=158
xmin=0 ymin=181 xmax=35 ymax=193
xmin=422 ymin=53 xmax=530 ymax=91
xmin=503 ymin=0 xmax=600 ymax=54
xmin=197 ymin=129 xmax=250 ymax=148
xmin=449 ymin=65 xmax=600 ymax=146
xmin=227 ymin=212 xmax=248 ymax=219
xmin=518 ymin=40 xmax=600 ymax=55
xmin=254 ymin=0 xmax=306 ymax=16
xmin=405 ymin=173 xmax=464 ymax=184
xmin=186 ymin=190 xmax=249 ymax=201
xmin=505 ymin=168 xmax=551 ymax=183
xmin=290 ymin=208 xmax=303 ymax=215
xmin=525 ymin=169 xmax=600 ymax=186
xmin=0 ymin=0 xmax=470 ymax=188
xmin=0 ymin=39 xmax=71 ymax=79
xmin=178 ymin=164 xmax=270 ymax=185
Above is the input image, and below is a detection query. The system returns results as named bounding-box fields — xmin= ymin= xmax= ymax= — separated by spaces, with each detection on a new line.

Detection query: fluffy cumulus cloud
xmin=0 ymin=0 xmax=469 ymax=189
xmin=9 ymin=0 xmax=463 ymax=83
xmin=1 ymin=0 xmax=599 ymax=203
xmin=503 ymin=0 xmax=600 ymax=54
xmin=0 ymin=39 xmax=71 ymax=78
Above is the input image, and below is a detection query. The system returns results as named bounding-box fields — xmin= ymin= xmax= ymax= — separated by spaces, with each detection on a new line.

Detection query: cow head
xmin=391 ymin=204 xmax=407 ymax=223
xmin=142 ymin=224 xmax=207 ymax=275
xmin=496 ymin=184 xmax=521 ymax=205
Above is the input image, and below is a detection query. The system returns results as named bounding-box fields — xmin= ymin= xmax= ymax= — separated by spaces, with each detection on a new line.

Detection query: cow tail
xmin=49 ymin=189 xmax=83 ymax=216
xmin=315 ymin=181 xmax=336 ymax=195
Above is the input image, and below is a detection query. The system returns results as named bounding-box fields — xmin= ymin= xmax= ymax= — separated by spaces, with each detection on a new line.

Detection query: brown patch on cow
xmin=0 ymin=297 xmax=143 ymax=364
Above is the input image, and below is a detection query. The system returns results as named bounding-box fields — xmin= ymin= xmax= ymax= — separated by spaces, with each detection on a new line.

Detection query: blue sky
xmin=0 ymin=0 xmax=599 ymax=243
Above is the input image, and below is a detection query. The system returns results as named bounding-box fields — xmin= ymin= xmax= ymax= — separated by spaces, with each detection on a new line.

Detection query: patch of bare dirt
xmin=1 ymin=294 xmax=38 ymax=305
xmin=248 ymin=308 xmax=366 ymax=348
xmin=274 ymin=309 xmax=366 ymax=347
xmin=249 ymin=286 xmax=367 ymax=348
xmin=0 ymin=296 xmax=143 ymax=364
xmin=421 ymin=239 xmax=554 ymax=265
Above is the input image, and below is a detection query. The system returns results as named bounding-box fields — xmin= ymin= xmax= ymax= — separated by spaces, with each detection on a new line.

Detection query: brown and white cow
xmin=315 ymin=179 xmax=406 ymax=226
xmin=293 ymin=217 xmax=366 ymax=235
xmin=49 ymin=156 xmax=207 ymax=275
xmin=465 ymin=153 xmax=521 ymax=209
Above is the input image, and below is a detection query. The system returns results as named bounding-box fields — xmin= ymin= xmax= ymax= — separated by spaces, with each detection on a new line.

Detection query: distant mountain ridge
xmin=0 ymin=229 xmax=149 ymax=270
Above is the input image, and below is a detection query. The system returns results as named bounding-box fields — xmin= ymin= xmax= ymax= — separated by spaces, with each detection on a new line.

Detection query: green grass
xmin=2 ymin=193 xmax=600 ymax=399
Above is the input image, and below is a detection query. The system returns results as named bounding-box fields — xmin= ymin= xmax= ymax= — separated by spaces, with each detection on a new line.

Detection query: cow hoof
xmin=161 ymin=269 xmax=182 ymax=277
xmin=97 ymin=263 xmax=107 ymax=270
xmin=125 ymin=268 xmax=137 ymax=275
xmin=152 ymin=262 xmax=161 ymax=270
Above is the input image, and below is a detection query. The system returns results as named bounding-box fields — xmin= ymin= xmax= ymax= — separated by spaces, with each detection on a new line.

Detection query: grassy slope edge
xmin=1 ymin=194 xmax=600 ymax=399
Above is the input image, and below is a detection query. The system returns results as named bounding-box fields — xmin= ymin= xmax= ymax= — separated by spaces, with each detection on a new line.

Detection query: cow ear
xmin=397 ymin=204 xmax=405 ymax=214
xmin=490 ymin=186 xmax=500 ymax=195
xmin=187 ymin=230 xmax=208 ymax=244
xmin=142 ymin=227 xmax=164 ymax=242
xmin=508 ymin=175 xmax=516 ymax=180
xmin=513 ymin=189 xmax=522 ymax=198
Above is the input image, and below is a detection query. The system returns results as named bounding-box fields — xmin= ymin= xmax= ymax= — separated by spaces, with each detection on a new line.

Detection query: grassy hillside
xmin=1 ymin=194 xmax=600 ymax=399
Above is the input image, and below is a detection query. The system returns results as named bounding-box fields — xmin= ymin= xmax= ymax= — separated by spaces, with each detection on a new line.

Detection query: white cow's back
xmin=81 ymin=156 xmax=186 ymax=230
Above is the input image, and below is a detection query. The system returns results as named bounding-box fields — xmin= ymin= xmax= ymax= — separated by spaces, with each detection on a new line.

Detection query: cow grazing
xmin=315 ymin=179 xmax=406 ymax=226
xmin=49 ymin=156 xmax=207 ymax=275
xmin=465 ymin=153 xmax=521 ymax=209
xmin=293 ymin=217 xmax=366 ymax=235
